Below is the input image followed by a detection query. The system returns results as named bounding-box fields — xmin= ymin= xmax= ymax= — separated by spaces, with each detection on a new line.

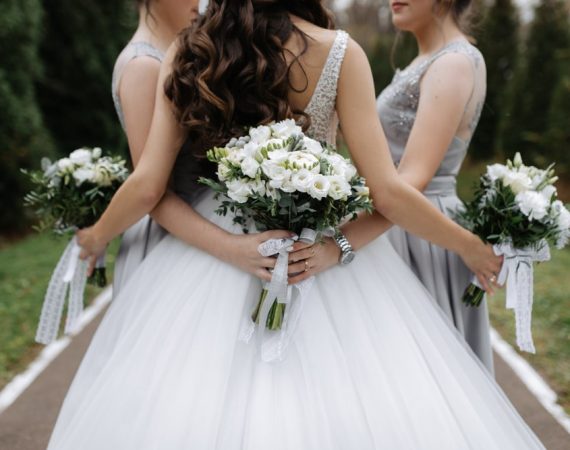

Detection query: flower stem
xmin=462 ymin=283 xmax=486 ymax=307
xmin=251 ymin=289 xmax=285 ymax=330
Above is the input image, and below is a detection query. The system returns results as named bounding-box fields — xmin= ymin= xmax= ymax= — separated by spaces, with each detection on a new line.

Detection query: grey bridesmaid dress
xmin=110 ymin=42 xmax=168 ymax=295
xmin=376 ymin=40 xmax=494 ymax=373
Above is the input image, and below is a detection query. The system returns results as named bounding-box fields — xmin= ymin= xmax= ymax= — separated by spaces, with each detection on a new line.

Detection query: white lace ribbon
xmin=239 ymin=228 xmax=320 ymax=362
xmin=493 ymin=240 xmax=551 ymax=353
xmin=35 ymin=236 xmax=89 ymax=344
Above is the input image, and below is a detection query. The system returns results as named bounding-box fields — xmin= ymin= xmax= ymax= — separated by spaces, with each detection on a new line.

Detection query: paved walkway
xmin=0 ymin=308 xmax=568 ymax=450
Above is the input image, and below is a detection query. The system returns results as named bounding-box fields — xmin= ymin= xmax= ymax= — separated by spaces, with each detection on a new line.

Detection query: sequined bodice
xmin=305 ymin=30 xmax=349 ymax=146
xmin=376 ymin=41 xmax=485 ymax=179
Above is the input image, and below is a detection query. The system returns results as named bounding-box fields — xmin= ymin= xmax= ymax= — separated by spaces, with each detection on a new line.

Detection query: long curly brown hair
xmin=165 ymin=0 xmax=335 ymax=157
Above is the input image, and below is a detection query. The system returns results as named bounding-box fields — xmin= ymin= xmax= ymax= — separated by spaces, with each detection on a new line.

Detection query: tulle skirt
xmin=47 ymin=190 xmax=543 ymax=449
xmin=387 ymin=190 xmax=494 ymax=372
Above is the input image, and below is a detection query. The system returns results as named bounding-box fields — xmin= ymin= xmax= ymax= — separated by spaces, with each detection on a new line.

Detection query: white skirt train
xmin=47 ymin=190 xmax=544 ymax=449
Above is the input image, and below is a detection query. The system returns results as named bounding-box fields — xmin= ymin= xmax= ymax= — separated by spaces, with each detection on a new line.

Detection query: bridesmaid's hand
xmin=459 ymin=234 xmax=503 ymax=295
xmin=77 ymin=226 xmax=108 ymax=276
xmin=225 ymin=230 xmax=296 ymax=282
xmin=287 ymin=238 xmax=341 ymax=285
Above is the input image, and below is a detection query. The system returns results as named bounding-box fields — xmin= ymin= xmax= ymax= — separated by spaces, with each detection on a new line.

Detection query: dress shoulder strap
xmin=305 ymin=30 xmax=350 ymax=143
xmin=112 ymin=42 xmax=165 ymax=130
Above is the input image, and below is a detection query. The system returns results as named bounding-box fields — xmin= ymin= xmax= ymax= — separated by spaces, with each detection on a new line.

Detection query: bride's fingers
xmin=288 ymin=267 xmax=312 ymax=285
xmin=256 ymin=268 xmax=272 ymax=282
xmin=87 ymin=256 xmax=97 ymax=277
xmin=288 ymin=247 xmax=317 ymax=263
xmin=261 ymin=257 xmax=278 ymax=269
xmin=287 ymin=260 xmax=307 ymax=275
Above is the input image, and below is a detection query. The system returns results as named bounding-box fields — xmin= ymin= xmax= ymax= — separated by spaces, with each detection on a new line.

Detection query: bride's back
xmin=165 ymin=0 xmax=342 ymax=153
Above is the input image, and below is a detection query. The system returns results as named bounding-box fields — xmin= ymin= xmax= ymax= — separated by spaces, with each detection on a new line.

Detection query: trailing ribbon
xmin=493 ymin=240 xmax=551 ymax=353
xmin=35 ymin=237 xmax=89 ymax=344
xmin=239 ymin=228 xmax=320 ymax=362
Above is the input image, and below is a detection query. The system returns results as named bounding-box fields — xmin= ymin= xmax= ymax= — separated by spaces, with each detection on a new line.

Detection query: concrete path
xmin=0 ymin=308 xmax=568 ymax=450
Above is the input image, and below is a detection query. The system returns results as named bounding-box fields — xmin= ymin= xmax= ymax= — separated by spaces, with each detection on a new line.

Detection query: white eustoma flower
xmin=486 ymin=163 xmax=508 ymax=181
xmin=41 ymin=157 xmax=52 ymax=171
xmin=241 ymin=156 xmax=260 ymax=178
xmin=516 ymin=191 xmax=549 ymax=221
xmin=226 ymin=179 xmax=252 ymax=203
xmin=540 ymin=184 xmax=557 ymax=201
xmin=227 ymin=148 xmax=247 ymax=165
xmin=217 ymin=161 xmax=232 ymax=182
xmin=290 ymin=169 xmax=314 ymax=192
xmin=328 ymin=175 xmax=352 ymax=200
xmin=242 ymin=142 xmax=260 ymax=158
xmin=249 ymin=125 xmax=272 ymax=144
xmin=266 ymin=148 xmax=289 ymax=163
xmin=92 ymin=147 xmax=102 ymax=159
xmin=249 ymin=179 xmax=267 ymax=196
xmin=303 ymin=137 xmax=324 ymax=156
xmin=308 ymin=174 xmax=330 ymax=200
xmin=57 ymin=158 xmax=74 ymax=172
xmin=502 ymin=171 xmax=532 ymax=194
xmin=69 ymin=149 xmax=92 ymax=165
xmin=263 ymin=162 xmax=292 ymax=188
xmin=271 ymin=119 xmax=302 ymax=138
xmin=342 ymin=163 xmax=357 ymax=182
xmin=73 ymin=167 xmax=96 ymax=186
xmin=92 ymin=166 xmax=112 ymax=186
xmin=354 ymin=185 xmax=370 ymax=198
xmin=288 ymin=151 xmax=319 ymax=171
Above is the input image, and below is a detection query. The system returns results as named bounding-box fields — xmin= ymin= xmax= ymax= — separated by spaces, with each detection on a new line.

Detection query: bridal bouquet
xmin=23 ymin=147 xmax=128 ymax=344
xmin=200 ymin=119 xmax=373 ymax=360
xmin=456 ymin=153 xmax=570 ymax=352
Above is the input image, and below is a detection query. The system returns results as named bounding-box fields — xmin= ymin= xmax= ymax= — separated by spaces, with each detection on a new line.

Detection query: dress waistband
xmin=423 ymin=175 xmax=457 ymax=196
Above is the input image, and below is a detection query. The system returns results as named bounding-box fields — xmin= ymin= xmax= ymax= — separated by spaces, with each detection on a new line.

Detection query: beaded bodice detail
xmin=305 ymin=30 xmax=349 ymax=146
xmin=377 ymin=40 xmax=486 ymax=178
xmin=111 ymin=41 xmax=164 ymax=130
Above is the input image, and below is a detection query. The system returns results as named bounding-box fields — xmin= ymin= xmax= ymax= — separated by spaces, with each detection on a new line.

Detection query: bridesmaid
xmin=111 ymin=0 xmax=200 ymax=294
xmin=376 ymin=0 xmax=494 ymax=371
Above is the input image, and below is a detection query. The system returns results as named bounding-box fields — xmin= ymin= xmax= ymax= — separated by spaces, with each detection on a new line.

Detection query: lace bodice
xmin=305 ymin=30 xmax=349 ymax=146
xmin=376 ymin=40 xmax=486 ymax=180
xmin=111 ymin=41 xmax=165 ymax=130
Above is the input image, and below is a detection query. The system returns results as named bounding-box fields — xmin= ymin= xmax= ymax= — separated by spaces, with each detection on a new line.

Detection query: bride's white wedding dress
xmin=47 ymin=31 xmax=544 ymax=449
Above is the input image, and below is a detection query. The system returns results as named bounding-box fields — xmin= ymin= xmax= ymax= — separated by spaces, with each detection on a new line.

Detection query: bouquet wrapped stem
xmin=463 ymin=283 xmax=486 ymax=307
xmin=252 ymin=289 xmax=285 ymax=331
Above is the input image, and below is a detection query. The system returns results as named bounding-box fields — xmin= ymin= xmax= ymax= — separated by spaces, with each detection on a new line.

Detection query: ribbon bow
xmin=493 ymin=240 xmax=551 ymax=353
xmin=35 ymin=237 xmax=89 ymax=344
xmin=239 ymin=229 xmax=318 ymax=362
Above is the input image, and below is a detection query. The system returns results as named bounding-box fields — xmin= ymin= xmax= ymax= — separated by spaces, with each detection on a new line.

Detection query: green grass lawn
xmin=0 ymin=233 xmax=118 ymax=390
xmin=458 ymin=160 xmax=570 ymax=414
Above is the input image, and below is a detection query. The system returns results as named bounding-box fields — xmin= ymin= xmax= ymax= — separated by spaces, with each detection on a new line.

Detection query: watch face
xmin=341 ymin=251 xmax=356 ymax=265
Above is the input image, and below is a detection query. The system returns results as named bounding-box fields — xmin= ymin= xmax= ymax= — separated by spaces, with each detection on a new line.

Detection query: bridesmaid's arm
xmin=330 ymin=39 xmax=499 ymax=289
xmin=78 ymin=45 xmax=290 ymax=281
xmin=396 ymin=53 xmax=475 ymax=190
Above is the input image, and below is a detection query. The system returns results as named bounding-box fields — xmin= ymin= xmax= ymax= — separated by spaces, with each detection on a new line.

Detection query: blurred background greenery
xmin=0 ymin=0 xmax=568 ymax=412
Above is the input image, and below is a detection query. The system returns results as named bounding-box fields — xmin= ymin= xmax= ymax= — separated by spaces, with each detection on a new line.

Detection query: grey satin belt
xmin=423 ymin=175 xmax=457 ymax=196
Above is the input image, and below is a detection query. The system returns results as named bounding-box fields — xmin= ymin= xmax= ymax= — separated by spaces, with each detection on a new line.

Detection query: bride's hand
xmin=287 ymin=238 xmax=341 ymax=285
xmin=224 ymin=230 xmax=296 ymax=282
xmin=459 ymin=234 xmax=503 ymax=295
xmin=77 ymin=226 xmax=109 ymax=276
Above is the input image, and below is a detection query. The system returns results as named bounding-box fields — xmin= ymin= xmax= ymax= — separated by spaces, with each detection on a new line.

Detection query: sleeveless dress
xmin=47 ymin=31 xmax=543 ymax=449
xmin=377 ymin=41 xmax=494 ymax=372
xmin=112 ymin=41 xmax=209 ymax=297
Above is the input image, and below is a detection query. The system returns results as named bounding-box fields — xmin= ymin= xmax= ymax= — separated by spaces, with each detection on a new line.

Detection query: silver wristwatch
xmin=334 ymin=232 xmax=356 ymax=266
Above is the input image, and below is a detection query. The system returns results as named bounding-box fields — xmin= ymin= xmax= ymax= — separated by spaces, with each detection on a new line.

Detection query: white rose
xmin=249 ymin=125 xmax=272 ymax=144
xmin=240 ymin=156 xmax=260 ymax=178
xmin=342 ymin=163 xmax=357 ymax=182
xmin=502 ymin=171 xmax=532 ymax=194
xmin=249 ymin=179 xmax=267 ymax=196
xmin=486 ymin=163 xmax=508 ymax=181
xmin=288 ymin=151 xmax=319 ymax=171
xmin=308 ymin=174 xmax=330 ymax=200
xmin=69 ymin=149 xmax=92 ymax=165
xmin=328 ymin=175 xmax=352 ymax=200
xmin=271 ymin=119 xmax=302 ymax=138
xmin=72 ymin=167 xmax=96 ymax=186
xmin=92 ymin=147 xmax=102 ymax=159
xmin=516 ymin=191 xmax=549 ymax=221
xmin=552 ymin=201 xmax=570 ymax=229
xmin=227 ymin=179 xmax=252 ymax=204
xmin=290 ymin=169 xmax=314 ymax=192
xmin=261 ymin=160 xmax=290 ymax=184
xmin=303 ymin=137 xmax=324 ymax=156
xmin=92 ymin=166 xmax=113 ymax=186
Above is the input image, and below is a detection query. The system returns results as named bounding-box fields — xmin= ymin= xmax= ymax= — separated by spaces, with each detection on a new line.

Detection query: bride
xmin=47 ymin=1 xmax=543 ymax=448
